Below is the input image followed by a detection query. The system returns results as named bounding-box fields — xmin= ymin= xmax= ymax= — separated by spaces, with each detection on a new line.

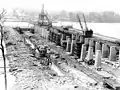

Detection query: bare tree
xmin=0 ymin=8 xmax=7 ymax=90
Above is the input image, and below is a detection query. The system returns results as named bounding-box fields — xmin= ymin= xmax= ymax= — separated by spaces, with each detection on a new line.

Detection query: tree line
xmin=51 ymin=10 xmax=120 ymax=23
xmin=11 ymin=8 xmax=120 ymax=23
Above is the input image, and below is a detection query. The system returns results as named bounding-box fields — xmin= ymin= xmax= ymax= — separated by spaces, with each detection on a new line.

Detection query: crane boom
xmin=77 ymin=14 xmax=83 ymax=30
xmin=83 ymin=14 xmax=88 ymax=31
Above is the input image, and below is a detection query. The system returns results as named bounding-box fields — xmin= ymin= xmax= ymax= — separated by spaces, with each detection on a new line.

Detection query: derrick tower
xmin=38 ymin=4 xmax=52 ymax=26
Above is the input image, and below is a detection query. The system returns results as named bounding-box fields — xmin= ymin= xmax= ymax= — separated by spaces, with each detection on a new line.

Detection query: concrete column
xmin=44 ymin=29 xmax=47 ymax=38
xmin=46 ymin=30 xmax=49 ymax=39
xmin=61 ymin=34 xmax=67 ymax=49
xmin=40 ymin=27 xmax=42 ymax=36
xmin=102 ymin=44 xmax=109 ymax=58
xmin=89 ymin=39 xmax=94 ymax=47
xmin=80 ymin=36 xmax=84 ymax=43
xmin=46 ymin=29 xmax=48 ymax=39
xmin=86 ymin=47 xmax=93 ymax=61
xmin=44 ymin=29 xmax=46 ymax=38
xmin=43 ymin=28 xmax=45 ymax=38
xmin=53 ymin=33 xmax=56 ymax=42
xmin=56 ymin=33 xmax=61 ymax=46
xmin=62 ymin=34 xmax=66 ymax=40
xmin=119 ymin=50 xmax=120 ymax=65
xmin=41 ymin=28 xmax=43 ymax=37
xmin=72 ymin=34 xmax=76 ymax=40
xmin=70 ymin=39 xmax=76 ymax=55
xmin=84 ymin=38 xmax=89 ymax=45
xmin=95 ymin=42 xmax=102 ymax=54
xmin=84 ymin=38 xmax=89 ymax=51
xmin=43 ymin=29 xmax=45 ymax=38
xmin=37 ymin=26 xmax=40 ymax=36
xmin=39 ymin=27 xmax=41 ymax=36
xmin=75 ymin=34 xmax=79 ymax=41
xmin=109 ymin=46 xmax=117 ymax=61
xmin=42 ymin=28 xmax=44 ymax=37
xmin=89 ymin=39 xmax=95 ymax=54
xmin=95 ymin=50 xmax=102 ymax=68
xmin=79 ymin=44 xmax=86 ymax=61
xmin=66 ymin=37 xmax=71 ymax=52
xmin=70 ymin=34 xmax=76 ymax=55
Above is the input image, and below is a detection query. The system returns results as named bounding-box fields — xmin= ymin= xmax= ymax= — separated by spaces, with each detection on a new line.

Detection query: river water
xmin=53 ymin=21 xmax=120 ymax=39
xmin=4 ymin=21 xmax=120 ymax=39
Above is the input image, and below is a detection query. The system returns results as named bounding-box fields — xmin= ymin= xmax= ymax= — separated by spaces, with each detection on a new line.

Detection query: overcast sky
xmin=1 ymin=0 xmax=120 ymax=13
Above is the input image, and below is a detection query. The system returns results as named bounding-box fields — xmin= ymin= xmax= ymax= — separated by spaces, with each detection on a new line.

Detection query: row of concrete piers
xmin=35 ymin=26 xmax=120 ymax=70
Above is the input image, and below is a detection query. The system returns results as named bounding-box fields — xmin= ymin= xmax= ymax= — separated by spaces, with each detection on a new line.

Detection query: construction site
xmin=1 ymin=4 xmax=120 ymax=90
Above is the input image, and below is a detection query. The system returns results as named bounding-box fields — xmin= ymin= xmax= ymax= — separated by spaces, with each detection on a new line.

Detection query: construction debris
xmin=4 ymin=27 xmax=94 ymax=90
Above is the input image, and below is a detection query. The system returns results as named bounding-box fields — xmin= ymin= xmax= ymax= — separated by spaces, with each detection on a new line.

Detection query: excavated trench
xmin=3 ymin=27 xmax=109 ymax=90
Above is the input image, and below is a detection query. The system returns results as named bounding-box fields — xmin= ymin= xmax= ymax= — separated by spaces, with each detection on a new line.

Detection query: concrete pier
xmin=89 ymin=39 xmax=94 ymax=47
xmin=56 ymin=33 xmax=61 ymax=46
xmin=86 ymin=47 xmax=93 ymax=61
xmin=84 ymin=38 xmax=89 ymax=45
xmin=80 ymin=36 xmax=84 ymax=43
xmin=41 ymin=28 xmax=44 ymax=37
xmin=84 ymin=38 xmax=89 ymax=51
xmin=102 ymin=44 xmax=109 ymax=58
xmin=95 ymin=42 xmax=102 ymax=54
xmin=95 ymin=50 xmax=102 ymax=69
xmin=66 ymin=37 xmax=71 ymax=52
xmin=61 ymin=34 xmax=67 ymax=49
xmin=119 ymin=50 xmax=120 ymax=65
xmin=109 ymin=46 xmax=117 ymax=61
xmin=44 ymin=29 xmax=47 ymax=38
xmin=70 ymin=39 xmax=76 ymax=55
xmin=70 ymin=34 xmax=76 ymax=55
xmin=79 ymin=44 xmax=86 ymax=61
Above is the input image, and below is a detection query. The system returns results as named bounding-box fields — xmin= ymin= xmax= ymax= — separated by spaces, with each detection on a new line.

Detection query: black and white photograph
xmin=0 ymin=0 xmax=120 ymax=90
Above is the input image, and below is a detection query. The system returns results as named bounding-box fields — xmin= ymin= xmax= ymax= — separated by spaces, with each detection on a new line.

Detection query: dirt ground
xmin=3 ymin=26 xmax=112 ymax=90
xmin=3 ymin=27 xmax=91 ymax=90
